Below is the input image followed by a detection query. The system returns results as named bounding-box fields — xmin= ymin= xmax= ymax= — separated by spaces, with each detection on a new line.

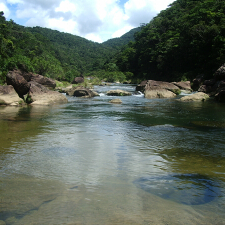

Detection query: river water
xmin=0 ymin=84 xmax=225 ymax=224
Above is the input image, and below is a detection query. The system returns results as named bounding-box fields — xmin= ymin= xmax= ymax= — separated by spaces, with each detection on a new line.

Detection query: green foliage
xmin=86 ymin=70 xmax=126 ymax=83
xmin=172 ymin=89 xmax=181 ymax=95
xmin=117 ymin=0 xmax=225 ymax=81
xmin=102 ymin=27 xmax=141 ymax=49
xmin=0 ymin=10 xmax=140 ymax=84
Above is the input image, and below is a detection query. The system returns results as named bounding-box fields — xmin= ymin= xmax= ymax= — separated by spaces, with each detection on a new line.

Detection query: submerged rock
xmin=109 ymin=99 xmax=122 ymax=104
xmin=191 ymin=121 xmax=225 ymax=128
xmin=134 ymin=174 xmax=220 ymax=205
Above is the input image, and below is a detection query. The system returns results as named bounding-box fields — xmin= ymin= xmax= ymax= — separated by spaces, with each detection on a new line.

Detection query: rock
xmin=29 ymin=74 xmax=56 ymax=89
xmin=55 ymin=85 xmax=73 ymax=93
xmin=6 ymin=70 xmax=30 ymax=98
xmin=106 ymin=89 xmax=132 ymax=96
xmin=0 ymin=220 xmax=6 ymax=225
xmin=145 ymin=89 xmax=176 ymax=99
xmin=6 ymin=69 xmax=56 ymax=91
xmin=27 ymin=81 xmax=68 ymax=105
xmin=143 ymin=80 xmax=179 ymax=99
xmin=136 ymin=80 xmax=148 ymax=92
xmin=203 ymin=79 xmax=216 ymax=86
xmin=145 ymin=80 xmax=180 ymax=91
xmin=109 ymin=99 xmax=122 ymax=104
xmin=179 ymin=92 xmax=209 ymax=102
xmin=198 ymin=85 xmax=212 ymax=93
xmin=172 ymin=81 xmax=192 ymax=91
xmin=214 ymin=64 xmax=225 ymax=81
xmin=66 ymin=86 xmax=98 ymax=97
xmin=215 ymin=90 xmax=225 ymax=102
xmin=191 ymin=121 xmax=225 ymax=128
xmin=0 ymin=85 xmax=23 ymax=106
xmin=192 ymin=74 xmax=204 ymax=91
xmin=72 ymin=76 xmax=84 ymax=84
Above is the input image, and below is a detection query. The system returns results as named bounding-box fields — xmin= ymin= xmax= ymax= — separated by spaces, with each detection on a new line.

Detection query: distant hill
xmin=0 ymin=10 xmax=142 ymax=83
xmin=102 ymin=27 xmax=142 ymax=49
xmin=26 ymin=26 xmax=117 ymax=72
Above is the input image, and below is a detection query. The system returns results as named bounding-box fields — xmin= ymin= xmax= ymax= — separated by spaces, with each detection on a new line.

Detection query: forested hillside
xmin=102 ymin=27 xmax=141 ymax=49
xmin=116 ymin=0 xmax=225 ymax=82
xmin=1 ymin=0 xmax=225 ymax=85
xmin=0 ymin=11 xmax=135 ymax=84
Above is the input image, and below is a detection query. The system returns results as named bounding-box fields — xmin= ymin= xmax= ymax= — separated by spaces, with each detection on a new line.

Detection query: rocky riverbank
xmin=0 ymin=70 xmax=68 ymax=106
xmin=136 ymin=64 xmax=225 ymax=102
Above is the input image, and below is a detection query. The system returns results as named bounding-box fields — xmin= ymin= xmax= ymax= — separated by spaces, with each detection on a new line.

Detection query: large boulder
xmin=6 ymin=70 xmax=30 ymax=98
xmin=172 ymin=81 xmax=192 ymax=91
xmin=71 ymin=76 xmax=84 ymax=84
xmin=29 ymin=74 xmax=56 ymax=89
xmin=66 ymin=86 xmax=99 ymax=98
xmin=106 ymin=89 xmax=132 ymax=96
xmin=0 ymin=85 xmax=23 ymax=106
xmin=145 ymin=89 xmax=176 ymax=99
xmin=136 ymin=80 xmax=148 ymax=92
xmin=215 ymin=90 xmax=225 ymax=102
xmin=192 ymin=74 xmax=204 ymax=91
xmin=179 ymin=92 xmax=209 ymax=102
xmin=6 ymin=69 xmax=56 ymax=91
xmin=26 ymin=81 xmax=68 ymax=105
xmin=214 ymin=64 xmax=225 ymax=81
xmin=144 ymin=80 xmax=179 ymax=99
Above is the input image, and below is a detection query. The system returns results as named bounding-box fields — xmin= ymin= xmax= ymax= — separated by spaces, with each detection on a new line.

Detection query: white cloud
xmin=124 ymin=0 xmax=173 ymax=27
xmin=2 ymin=0 xmax=174 ymax=42
xmin=112 ymin=25 xmax=133 ymax=38
xmin=0 ymin=1 xmax=10 ymax=18
xmin=85 ymin=33 xmax=103 ymax=43
xmin=55 ymin=0 xmax=76 ymax=13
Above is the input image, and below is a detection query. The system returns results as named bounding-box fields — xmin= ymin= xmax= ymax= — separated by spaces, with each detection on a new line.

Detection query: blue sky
xmin=0 ymin=0 xmax=174 ymax=43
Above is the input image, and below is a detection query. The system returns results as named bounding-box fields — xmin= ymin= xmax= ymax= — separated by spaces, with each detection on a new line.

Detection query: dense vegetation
xmin=1 ymin=0 xmax=225 ymax=85
xmin=0 ymin=12 xmax=133 ymax=84
xmin=102 ymin=27 xmax=141 ymax=49
xmin=116 ymin=0 xmax=225 ymax=82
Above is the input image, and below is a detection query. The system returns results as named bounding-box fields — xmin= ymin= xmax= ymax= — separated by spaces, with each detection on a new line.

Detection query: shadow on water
xmin=134 ymin=173 xmax=221 ymax=205
xmin=43 ymin=146 xmax=77 ymax=157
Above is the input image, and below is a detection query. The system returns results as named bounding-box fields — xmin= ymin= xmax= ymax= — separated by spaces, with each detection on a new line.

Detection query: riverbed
xmin=0 ymin=84 xmax=225 ymax=224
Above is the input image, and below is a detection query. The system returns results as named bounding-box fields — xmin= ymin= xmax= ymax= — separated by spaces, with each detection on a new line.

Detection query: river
xmin=0 ymin=84 xmax=225 ymax=224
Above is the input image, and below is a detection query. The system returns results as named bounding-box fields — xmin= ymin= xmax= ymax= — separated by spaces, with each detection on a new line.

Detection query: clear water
xmin=0 ymin=84 xmax=225 ymax=224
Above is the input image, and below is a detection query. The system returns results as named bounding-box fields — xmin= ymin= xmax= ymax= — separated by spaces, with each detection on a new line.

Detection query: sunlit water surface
xmin=0 ymin=84 xmax=225 ymax=224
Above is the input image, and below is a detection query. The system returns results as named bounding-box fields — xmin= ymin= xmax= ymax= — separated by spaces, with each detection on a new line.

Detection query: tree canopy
xmin=116 ymin=0 xmax=225 ymax=81
xmin=1 ymin=0 xmax=225 ymax=85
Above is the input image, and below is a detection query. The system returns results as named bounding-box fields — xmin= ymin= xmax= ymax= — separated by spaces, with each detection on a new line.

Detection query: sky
xmin=0 ymin=0 xmax=174 ymax=43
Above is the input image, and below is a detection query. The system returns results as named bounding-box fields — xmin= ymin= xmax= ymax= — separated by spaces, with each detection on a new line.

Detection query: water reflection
xmin=134 ymin=173 xmax=220 ymax=205
xmin=0 ymin=85 xmax=225 ymax=224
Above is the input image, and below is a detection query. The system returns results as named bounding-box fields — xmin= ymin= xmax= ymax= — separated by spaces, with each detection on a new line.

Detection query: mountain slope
xmin=116 ymin=0 xmax=225 ymax=81
xmin=102 ymin=27 xmax=142 ymax=49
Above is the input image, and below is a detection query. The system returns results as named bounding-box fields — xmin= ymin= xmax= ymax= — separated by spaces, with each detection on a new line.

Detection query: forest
xmin=1 ymin=0 xmax=225 ymax=85
xmin=116 ymin=0 xmax=225 ymax=82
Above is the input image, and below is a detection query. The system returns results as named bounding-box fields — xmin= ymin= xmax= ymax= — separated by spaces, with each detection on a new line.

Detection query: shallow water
xmin=0 ymin=84 xmax=225 ymax=224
